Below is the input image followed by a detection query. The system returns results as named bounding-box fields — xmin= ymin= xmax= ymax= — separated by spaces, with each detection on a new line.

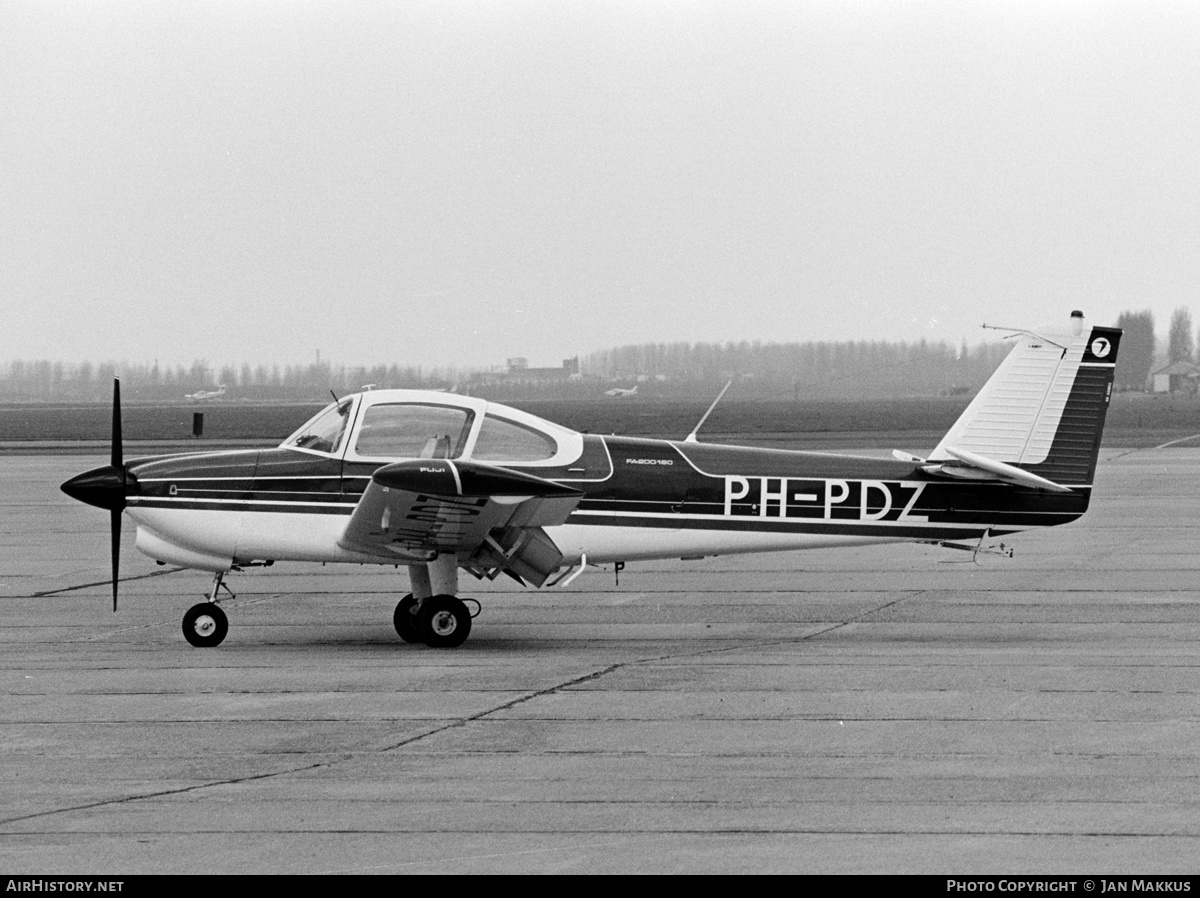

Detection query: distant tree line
xmin=585 ymin=309 xmax=1200 ymax=399
xmin=0 ymin=359 xmax=465 ymax=403
xmin=582 ymin=339 xmax=1014 ymax=400
xmin=3 ymin=341 xmax=1012 ymax=403
xmin=3 ymin=312 xmax=1190 ymax=403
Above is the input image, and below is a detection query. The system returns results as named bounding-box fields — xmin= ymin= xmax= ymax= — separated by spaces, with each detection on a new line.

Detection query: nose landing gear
xmin=182 ymin=571 xmax=233 ymax=648
xmin=182 ymin=602 xmax=228 ymax=647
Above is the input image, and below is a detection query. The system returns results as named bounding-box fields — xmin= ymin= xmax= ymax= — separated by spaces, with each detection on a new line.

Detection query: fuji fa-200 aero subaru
xmin=62 ymin=312 xmax=1120 ymax=649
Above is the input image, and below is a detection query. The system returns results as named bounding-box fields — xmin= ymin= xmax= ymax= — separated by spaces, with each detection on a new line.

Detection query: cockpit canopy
xmin=283 ymin=390 xmax=583 ymax=467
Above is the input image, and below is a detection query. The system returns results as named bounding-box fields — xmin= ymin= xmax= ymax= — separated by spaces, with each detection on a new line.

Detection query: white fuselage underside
xmin=129 ymin=506 xmax=910 ymax=573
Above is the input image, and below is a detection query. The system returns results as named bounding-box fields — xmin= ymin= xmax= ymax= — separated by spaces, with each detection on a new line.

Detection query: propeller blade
xmin=60 ymin=377 xmax=129 ymax=612
xmin=111 ymin=378 xmax=123 ymax=611
xmin=111 ymin=378 xmax=123 ymax=471
xmin=110 ymin=508 xmax=121 ymax=612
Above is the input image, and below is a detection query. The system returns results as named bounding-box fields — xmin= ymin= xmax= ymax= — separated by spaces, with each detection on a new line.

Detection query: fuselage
xmin=118 ymin=426 xmax=1089 ymax=574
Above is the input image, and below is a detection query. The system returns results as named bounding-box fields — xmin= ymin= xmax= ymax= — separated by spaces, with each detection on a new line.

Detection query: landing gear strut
xmin=396 ymin=558 xmax=475 ymax=648
xmin=182 ymin=571 xmax=232 ymax=648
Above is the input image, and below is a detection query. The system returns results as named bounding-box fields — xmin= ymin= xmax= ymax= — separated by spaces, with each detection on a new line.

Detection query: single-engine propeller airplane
xmin=185 ymin=385 xmax=226 ymax=402
xmin=604 ymin=385 xmax=638 ymax=397
xmin=62 ymin=311 xmax=1120 ymax=650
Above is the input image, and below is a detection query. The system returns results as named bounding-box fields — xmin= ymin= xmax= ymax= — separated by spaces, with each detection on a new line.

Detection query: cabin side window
xmin=471 ymin=415 xmax=557 ymax=462
xmin=285 ymin=401 xmax=352 ymax=454
xmin=353 ymin=404 xmax=474 ymax=459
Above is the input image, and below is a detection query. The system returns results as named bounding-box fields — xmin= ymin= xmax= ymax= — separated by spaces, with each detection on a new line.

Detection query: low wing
xmin=338 ymin=459 xmax=583 ymax=586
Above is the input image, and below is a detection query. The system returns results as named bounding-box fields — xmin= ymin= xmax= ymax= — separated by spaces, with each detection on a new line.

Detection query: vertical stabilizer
xmin=930 ymin=312 xmax=1121 ymax=487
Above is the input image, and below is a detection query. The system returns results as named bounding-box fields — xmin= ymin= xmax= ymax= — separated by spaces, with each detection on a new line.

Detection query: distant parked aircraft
xmin=185 ymin=385 xmax=226 ymax=402
xmin=604 ymin=385 xmax=637 ymax=398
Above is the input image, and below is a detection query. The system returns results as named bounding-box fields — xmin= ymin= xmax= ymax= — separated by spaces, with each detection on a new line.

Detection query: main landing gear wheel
xmin=182 ymin=602 xmax=228 ymax=648
xmin=393 ymin=594 xmax=422 ymax=644
xmin=418 ymin=595 xmax=471 ymax=649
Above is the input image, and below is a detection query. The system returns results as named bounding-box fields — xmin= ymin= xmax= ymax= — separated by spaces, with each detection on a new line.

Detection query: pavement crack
xmin=31 ymin=566 xmax=186 ymax=598
xmin=378 ymin=663 xmax=626 ymax=752
xmin=0 ymin=759 xmax=342 ymax=829
xmin=379 ymin=593 xmax=925 ymax=752
xmin=1106 ymin=432 xmax=1200 ymax=460
xmin=637 ymin=590 xmax=927 ymax=664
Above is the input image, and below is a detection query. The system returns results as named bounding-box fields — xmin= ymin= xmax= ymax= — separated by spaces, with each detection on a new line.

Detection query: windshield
xmin=284 ymin=401 xmax=353 ymax=454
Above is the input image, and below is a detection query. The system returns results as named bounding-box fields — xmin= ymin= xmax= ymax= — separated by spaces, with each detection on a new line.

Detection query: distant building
xmin=474 ymin=357 xmax=580 ymax=386
xmin=1152 ymin=361 xmax=1200 ymax=394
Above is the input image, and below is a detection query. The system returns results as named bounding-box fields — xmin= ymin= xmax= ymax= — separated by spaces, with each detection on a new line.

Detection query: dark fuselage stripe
xmin=129 ymin=498 xmax=1048 ymax=539
xmin=566 ymin=512 xmax=1030 ymax=539
xmin=133 ymin=499 xmax=355 ymax=515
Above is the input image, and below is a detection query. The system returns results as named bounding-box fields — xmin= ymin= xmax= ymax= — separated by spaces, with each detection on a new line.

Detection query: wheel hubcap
xmin=430 ymin=610 xmax=457 ymax=636
xmin=194 ymin=615 xmax=216 ymax=637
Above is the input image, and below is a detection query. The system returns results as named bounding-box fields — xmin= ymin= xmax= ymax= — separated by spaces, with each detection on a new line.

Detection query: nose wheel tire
xmin=393 ymin=594 xmax=422 ymax=643
xmin=417 ymin=595 xmax=471 ymax=648
xmin=182 ymin=602 xmax=228 ymax=648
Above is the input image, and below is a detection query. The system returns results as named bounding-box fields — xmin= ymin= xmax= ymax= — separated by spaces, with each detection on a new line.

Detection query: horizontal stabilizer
xmin=922 ymin=446 xmax=1072 ymax=493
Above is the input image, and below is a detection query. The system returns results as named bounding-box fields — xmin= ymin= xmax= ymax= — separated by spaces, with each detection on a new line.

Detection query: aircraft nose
xmin=61 ymin=465 xmax=133 ymax=511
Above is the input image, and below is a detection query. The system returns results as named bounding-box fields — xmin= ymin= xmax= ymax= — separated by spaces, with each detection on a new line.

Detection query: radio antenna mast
xmin=685 ymin=380 xmax=732 ymax=443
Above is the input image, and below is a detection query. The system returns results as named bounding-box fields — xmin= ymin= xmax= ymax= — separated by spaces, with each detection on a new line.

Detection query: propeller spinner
xmin=60 ymin=379 xmax=130 ymax=611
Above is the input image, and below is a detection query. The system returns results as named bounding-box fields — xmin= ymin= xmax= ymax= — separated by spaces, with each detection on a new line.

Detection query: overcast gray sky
xmin=3 ymin=1 xmax=1197 ymax=370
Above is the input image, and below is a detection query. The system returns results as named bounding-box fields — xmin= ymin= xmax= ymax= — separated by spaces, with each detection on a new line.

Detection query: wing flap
xmin=505 ymin=494 xmax=583 ymax=529
xmin=338 ymin=459 xmax=583 ymax=569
